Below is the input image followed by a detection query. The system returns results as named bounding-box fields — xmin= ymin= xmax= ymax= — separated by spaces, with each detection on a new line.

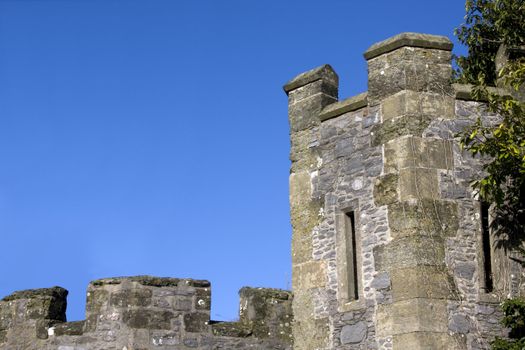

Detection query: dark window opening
xmin=481 ymin=202 xmax=493 ymax=293
xmin=345 ymin=211 xmax=359 ymax=301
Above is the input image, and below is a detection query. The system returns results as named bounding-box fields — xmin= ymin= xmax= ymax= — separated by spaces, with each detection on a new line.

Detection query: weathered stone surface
xmin=374 ymin=235 xmax=446 ymax=271
xmin=183 ymin=312 xmax=209 ymax=333
xmin=1 ymin=287 xmax=68 ymax=302
xmin=391 ymin=266 xmax=455 ymax=301
xmin=364 ymin=32 xmax=453 ymax=60
xmin=387 ymin=199 xmax=459 ymax=238
xmin=449 ymin=313 xmax=471 ymax=334
xmin=212 ymin=322 xmax=253 ymax=338
xmin=384 ymin=136 xmax=454 ymax=172
xmin=376 ymin=298 xmax=449 ymax=336
xmin=292 ymin=261 xmax=327 ymax=291
xmin=284 ymin=64 xmax=338 ymax=94
xmin=0 ymin=275 xmax=294 ymax=349
xmin=371 ymin=272 xmax=391 ymax=290
xmin=110 ymin=288 xmax=152 ymax=307
xmin=367 ymin=47 xmax=453 ymax=105
xmin=52 ymin=321 xmax=85 ymax=336
xmin=382 ymin=90 xmax=455 ymax=121
xmin=371 ymin=114 xmax=432 ymax=146
xmin=398 ymin=167 xmax=439 ymax=200
xmin=319 ymin=92 xmax=368 ymax=122
xmin=454 ymin=262 xmax=476 ymax=280
xmin=393 ymin=332 xmax=466 ymax=350
xmin=340 ymin=321 xmax=367 ymax=344
xmin=373 ymin=173 xmax=399 ymax=206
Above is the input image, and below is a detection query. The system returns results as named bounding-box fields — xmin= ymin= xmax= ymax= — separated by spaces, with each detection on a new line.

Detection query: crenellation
xmin=285 ymin=32 xmax=521 ymax=349
xmin=0 ymin=277 xmax=292 ymax=349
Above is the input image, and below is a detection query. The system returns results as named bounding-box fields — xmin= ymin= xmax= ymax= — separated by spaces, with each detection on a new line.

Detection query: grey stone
xmin=449 ymin=314 xmax=470 ymax=334
xmin=371 ymin=272 xmax=390 ymax=290
xmin=340 ymin=321 xmax=367 ymax=344
xmin=454 ymin=262 xmax=476 ymax=280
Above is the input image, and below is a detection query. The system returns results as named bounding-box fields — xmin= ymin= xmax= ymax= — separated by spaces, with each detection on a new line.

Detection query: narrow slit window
xmin=345 ymin=211 xmax=359 ymax=301
xmin=481 ymin=202 xmax=493 ymax=293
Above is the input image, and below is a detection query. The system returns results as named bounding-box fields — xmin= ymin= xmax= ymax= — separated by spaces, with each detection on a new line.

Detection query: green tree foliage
xmin=455 ymin=2 xmax=525 ymax=348
xmin=456 ymin=0 xmax=525 ymax=241
xmin=455 ymin=0 xmax=525 ymax=85
xmin=492 ymin=299 xmax=525 ymax=349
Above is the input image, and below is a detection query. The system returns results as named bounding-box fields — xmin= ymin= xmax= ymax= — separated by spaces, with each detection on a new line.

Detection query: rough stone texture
xmin=0 ymin=276 xmax=292 ymax=350
xmin=340 ymin=321 xmax=367 ymax=344
xmin=284 ymin=32 xmax=519 ymax=350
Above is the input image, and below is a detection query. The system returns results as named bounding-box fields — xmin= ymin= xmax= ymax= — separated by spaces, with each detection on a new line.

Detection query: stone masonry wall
xmin=0 ymin=276 xmax=293 ymax=350
xmin=284 ymin=32 xmax=524 ymax=350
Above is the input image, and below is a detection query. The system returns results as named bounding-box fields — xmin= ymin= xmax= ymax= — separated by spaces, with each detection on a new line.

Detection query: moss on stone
xmin=387 ymin=199 xmax=459 ymax=238
xmin=371 ymin=115 xmax=431 ymax=146
xmin=1 ymin=287 xmax=67 ymax=302
xmin=374 ymin=173 xmax=399 ymax=206
xmin=212 ymin=321 xmax=253 ymax=338
xmin=91 ymin=275 xmax=210 ymax=288
xmin=53 ymin=320 xmax=85 ymax=336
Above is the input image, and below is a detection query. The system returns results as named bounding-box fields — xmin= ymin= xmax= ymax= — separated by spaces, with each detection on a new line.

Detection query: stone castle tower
xmin=283 ymin=32 xmax=523 ymax=350
xmin=0 ymin=32 xmax=522 ymax=350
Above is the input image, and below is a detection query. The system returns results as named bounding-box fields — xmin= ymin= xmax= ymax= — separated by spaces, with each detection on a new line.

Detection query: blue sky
xmin=0 ymin=0 xmax=467 ymax=321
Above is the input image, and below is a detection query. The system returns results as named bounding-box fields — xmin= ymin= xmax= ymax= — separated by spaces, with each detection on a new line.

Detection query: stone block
xmin=364 ymin=33 xmax=453 ymax=61
xmin=52 ymin=321 xmax=85 ymax=336
xmin=382 ymin=90 xmax=455 ymax=121
xmin=373 ymin=173 xmax=399 ymax=206
xmin=340 ymin=321 xmax=367 ymax=344
xmin=391 ymin=266 xmax=455 ymax=301
xmin=123 ymin=309 xmax=175 ymax=330
xmin=374 ymin=235 xmax=446 ymax=271
xmin=290 ymin=171 xmax=322 ymax=265
xmin=449 ymin=313 xmax=471 ymax=334
xmin=284 ymin=64 xmax=338 ymax=95
xmin=291 ymin=230 xmax=314 ymax=266
xmin=291 ymin=291 xmax=313 ymax=326
xmin=290 ymin=130 xmax=319 ymax=173
xmin=110 ymin=288 xmax=152 ymax=308
xmin=212 ymin=321 xmax=253 ymax=337
xmin=85 ymin=288 xmax=109 ymax=315
xmin=399 ymin=167 xmax=439 ymax=200
xmin=293 ymin=317 xmax=329 ymax=350
xmin=195 ymin=287 xmax=211 ymax=311
xmin=376 ymin=298 xmax=448 ymax=337
xmin=371 ymin=114 xmax=432 ymax=146
xmin=1 ymin=287 xmax=68 ymax=323
xmin=289 ymin=171 xmax=313 ymax=207
xmin=288 ymin=93 xmax=337 ymax=132
xmin=393 ymin=332 xmax=466 ymax=349
xmin=292 ymin=260 xmax=327 ymax=291
xmin=384 ymin=136 xmax=454 ymax=172
xmin=183 ymin=312 xmax=210 ymax=333
xmin=387 ymin=199 xmax=459 ymax=238
xmin=371 ymin=272 xmax=391 ymax=290
xmin=288 ymin=79 xmax=338 ymax=105
xmin=367 ymin=45 xmax=453 ymax=105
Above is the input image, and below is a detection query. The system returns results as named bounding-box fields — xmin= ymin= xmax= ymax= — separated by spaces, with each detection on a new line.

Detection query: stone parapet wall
xmin=0 ymin=276 xmax=292 ymax=350
xmin=284 ymin=32 xmax=521 ymax=350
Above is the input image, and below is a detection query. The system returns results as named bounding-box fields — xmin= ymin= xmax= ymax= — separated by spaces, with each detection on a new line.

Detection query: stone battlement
xmin=0 ymin=276 xmax=292 ymax=349
xmin=284 ymin=32 xmax=522 ymax=350
xmin=3 ymin=31 xmax=522 ymax=350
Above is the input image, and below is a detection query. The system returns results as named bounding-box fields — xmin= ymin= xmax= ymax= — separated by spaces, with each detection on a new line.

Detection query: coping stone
xmin=364 ymin=32 xmax=453 ymax=60
xmin=283 ymin=64 xmax=338 ymax=94
xmin=319 ymin=92 xmax=368 ymax=121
